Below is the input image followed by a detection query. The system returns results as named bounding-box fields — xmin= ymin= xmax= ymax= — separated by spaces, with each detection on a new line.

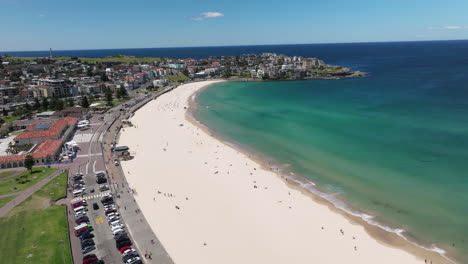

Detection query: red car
xmin=83 ymin=257 xmax=98 ymax=264
xmin=119 ymin=246 xmax=132 ymax=254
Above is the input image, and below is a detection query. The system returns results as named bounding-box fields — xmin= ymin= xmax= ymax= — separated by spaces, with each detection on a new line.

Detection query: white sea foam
xmin=278 ymin=171 xmax=456 ymax=263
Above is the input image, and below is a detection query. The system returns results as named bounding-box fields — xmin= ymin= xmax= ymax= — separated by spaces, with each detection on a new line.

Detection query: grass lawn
xmin=0 ymin=167 xmax=56 ymax=196
xmin=167 ymin=74 xmax=190 ymax=83
xmin=0 ymin=195 xmax=16 ymax=208
xmin=35 ymin=172 xmax=68 ymax=201
xmin=0 ymin=115 xmax=20 ymax=124
xmin=0 ymin=169 xmax=72 ymax=264
xmin=6 ymin=55 xmax=163 ymax=64
xmin=0 ymin=205 xmax=72 ymax=264
xmin=0 ymin=170 xmax=16 ymax=179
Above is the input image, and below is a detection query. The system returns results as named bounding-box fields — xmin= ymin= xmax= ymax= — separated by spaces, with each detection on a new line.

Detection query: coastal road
xmin=65 ymin=87 xmax=174 ymax=264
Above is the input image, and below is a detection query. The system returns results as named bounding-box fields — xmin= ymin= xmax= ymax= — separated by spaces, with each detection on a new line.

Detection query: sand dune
xmin=120 ymin=80 xmax=429 ymax=264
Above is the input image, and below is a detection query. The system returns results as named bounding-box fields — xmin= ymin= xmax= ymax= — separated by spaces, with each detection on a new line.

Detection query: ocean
xmin=191 ymin=41 xmax=468 ymax=263
xmin=8 ymin=40 xmax=468 ymax=262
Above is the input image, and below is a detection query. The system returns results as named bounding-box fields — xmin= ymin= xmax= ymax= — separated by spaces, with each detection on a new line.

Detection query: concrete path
xmin=0 ymin=169 xmax=25 ymax=181
xmin=104 ymin=89 xmax=174 ymax=264
xmin=0 ymin=169 xmax=64 ymax=217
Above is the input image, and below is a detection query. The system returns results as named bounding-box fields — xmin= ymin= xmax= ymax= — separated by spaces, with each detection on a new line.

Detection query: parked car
xmin=108 ymin=216 xmax=120 ymax=223
xmin=120 ymin=246 xmax=133 ymax=254
xmin=126 ymin=257 xmax=142 ymax=264
xmin=76 ymin=216 xmax=90 ymax=224
xmin=80 ymin=233 xmax=95 ymax=240
xmin=116 ymin=240 xmax=132 ymax=250
xmin=83 ymin=254 xmax=96 ymax=260
xmin=103 ymin=204 xmax=116 ymax=210
xmin=105 ymin=209 xmax=117 ymax=216
xmin=81 ymin=239 xmax=95 ymax=248
xmin=111 ymin=223 xmax=124 ymax=231
xmin=82 ymin=245 xmax=96 ymax=254
xmin=83 ymin=257 xmax=98 ymax=264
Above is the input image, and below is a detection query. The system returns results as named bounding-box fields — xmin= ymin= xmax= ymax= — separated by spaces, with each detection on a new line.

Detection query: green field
xmin=0 ymin=167 xmax=56 ymax=196
xmin=5 ymin=55 xmax=162 ymax=64
xmin=0 ymin=170 xmax=16 ymax=179
xmin=0 ymin=195 xmax=16 ymax=208
xmin=35 ymin=172 xmax=68 ymax=201
xmin=0 ymin=170 xmax=72 ymax=264
xmin=167 ymin=74 xmax=190 ymax=83
xmin=0 ymin=115 xmax=20 ymax=124
xmin=0 ymin=205 xmax=72 ymax=264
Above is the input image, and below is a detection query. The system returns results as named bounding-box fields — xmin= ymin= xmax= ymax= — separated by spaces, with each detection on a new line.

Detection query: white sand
xmin=120 ymin=80 xmax=424 ymax=264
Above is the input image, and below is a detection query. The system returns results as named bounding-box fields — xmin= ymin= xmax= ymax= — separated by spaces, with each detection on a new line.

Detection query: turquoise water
xmin=194 ymin=66 xmax=468 ymax=262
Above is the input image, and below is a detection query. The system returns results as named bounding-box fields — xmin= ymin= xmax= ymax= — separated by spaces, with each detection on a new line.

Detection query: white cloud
xmin=38 ymin=14 xmax=46 ymax=18
xmin=190 ymin=11 xmax=224 ymax=21
xmin=427 ymin=26 xmax=468 ymax=30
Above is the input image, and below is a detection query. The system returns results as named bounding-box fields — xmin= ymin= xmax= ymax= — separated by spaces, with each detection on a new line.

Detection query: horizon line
xmin=2 ymin=39 xmax=468 ymax=54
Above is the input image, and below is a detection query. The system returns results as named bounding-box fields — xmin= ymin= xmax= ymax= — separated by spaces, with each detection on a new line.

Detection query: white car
xmin=109 ymin=220 xmax=121 ymax=226
xmin=122 ymin=249 xmax=136 ymax=257
xmin=107 ymin=212 xmax=120 ymax=218
xmin=108 ymin=216 xmax=120 ymax=223
xmin=112 ymin=228 xmax=124 ymax=235
xmin=111 ymin=224 xmax=125 ymax=231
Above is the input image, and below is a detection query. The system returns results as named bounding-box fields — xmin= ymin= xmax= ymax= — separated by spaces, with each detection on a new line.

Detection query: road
xmin=64 ymin=87 xmax=174 ymax=264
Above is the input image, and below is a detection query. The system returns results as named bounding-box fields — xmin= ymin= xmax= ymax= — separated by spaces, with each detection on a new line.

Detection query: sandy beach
xmin=119 ymin=80 xmax=441 ymax=264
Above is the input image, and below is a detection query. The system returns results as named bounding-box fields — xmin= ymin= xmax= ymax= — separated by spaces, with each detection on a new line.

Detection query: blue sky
xmin=1 ymin=0 xmax=468 ymax=51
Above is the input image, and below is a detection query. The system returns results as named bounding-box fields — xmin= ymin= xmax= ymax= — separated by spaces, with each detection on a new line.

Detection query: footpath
xmin=0 ymin=169 xmax=64 ymax=217
xmin=103 ymin=89 xmax=174 ymax=264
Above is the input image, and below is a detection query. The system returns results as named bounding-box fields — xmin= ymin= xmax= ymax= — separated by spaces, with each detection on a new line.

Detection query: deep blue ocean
xmin=8 ymin=40 xmax=468 ymax=262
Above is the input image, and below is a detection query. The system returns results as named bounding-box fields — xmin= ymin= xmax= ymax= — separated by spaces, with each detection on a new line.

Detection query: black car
xmin=88 ymin=260 xmax=104 ymax=264
xmin=92 ymin=203 xmax=99 ymax=210
xmin=116 ymin=240 xmax=132 ymax=250
xmin=80 ymin=233 xmax=95 ymax=240
xmin=80 ymin=231 xmax=94 ymax=239
xmin=116 ymin=235 xmax=130 ymax=243
xmin=81 ymin=239 xmax=95 ymax=248
xmin=101 ymin=197 xmax=113 ymax=205
xmin=114 ymin=232 xmax=128 ymax=240
xmin=96 ymin=176 xmax=107 ymax=184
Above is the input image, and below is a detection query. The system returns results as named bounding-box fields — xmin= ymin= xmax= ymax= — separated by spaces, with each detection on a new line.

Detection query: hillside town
xmin=0 ymin=52 xmax=363 ymax=105
xmin=0 ymin=52 xmax=363 ymax=171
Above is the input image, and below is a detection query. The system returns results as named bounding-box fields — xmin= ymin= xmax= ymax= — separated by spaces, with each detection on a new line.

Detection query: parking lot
xmin=71 ymin=171 xmax=143 ymax=264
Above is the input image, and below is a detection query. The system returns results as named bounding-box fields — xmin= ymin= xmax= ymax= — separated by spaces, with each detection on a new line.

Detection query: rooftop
xmin=0 ymin=139 xmax=62 ymax=163
xmin=15 ymin=117 xmax=78 ymax=140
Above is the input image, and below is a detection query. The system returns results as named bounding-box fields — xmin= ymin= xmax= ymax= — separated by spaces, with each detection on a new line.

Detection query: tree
xmin=2 ymin=108 xmax=7 ymax=116
xmin=115 ymin=89 xmax=121 ymax=99
xmin=24 ymin=154 xmax=35 ymax=172
xmin=33 ymin=97 xmax=41 ymax=110
xmin=118 ymin=84 xmax=128 ymax=98
xmin=86 ymin=66 xmax=93 ymax=77
xmin=67 ymin=97 xmax=75 ymax=107
xmin=81 ymin=96 xmax=90 ymax=108
xmin=57 ymin=99 xmax=64 ymax=111
xmin=50 ymin=96 xmax=59 ymax=110
xmin=100 ymin=72 xmax=109 ymax=82
xmin=106 ymin=89 xmax=113 ymax=106
xmin=41 ymin=97 xmax=49 ymax=110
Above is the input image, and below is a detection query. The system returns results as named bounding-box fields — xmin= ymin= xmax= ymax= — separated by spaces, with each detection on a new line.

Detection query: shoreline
xmin=187 ymin=81 xmax=454 ymax=264
xmin=120 ymin=80 xmax=453 ymax=264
